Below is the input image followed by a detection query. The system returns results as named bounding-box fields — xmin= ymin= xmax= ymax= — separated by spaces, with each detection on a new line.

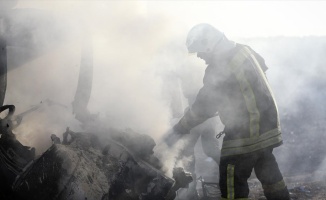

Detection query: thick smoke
xmin=3 ymin=1 xmax=186 ymax=155
xmin=1 ymin=1 xmax=326 ymax=180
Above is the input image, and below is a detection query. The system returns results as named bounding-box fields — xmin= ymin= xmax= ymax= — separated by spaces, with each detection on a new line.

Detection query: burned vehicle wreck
xmin=0 ymin=106 xmax=193 ymax=200
xmin=0 ymin=4 xmax=192 ymax=199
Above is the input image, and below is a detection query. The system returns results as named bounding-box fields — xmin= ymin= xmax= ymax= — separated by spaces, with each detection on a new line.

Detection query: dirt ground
xmin=248 ymin=171 xmax=326 ymax=200
xmin=249 ymin=181 xmax=326 ymax=200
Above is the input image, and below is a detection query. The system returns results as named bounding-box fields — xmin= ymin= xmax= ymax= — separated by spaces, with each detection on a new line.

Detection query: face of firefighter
xmin=197 ymin=52 xmax=213 ymax=64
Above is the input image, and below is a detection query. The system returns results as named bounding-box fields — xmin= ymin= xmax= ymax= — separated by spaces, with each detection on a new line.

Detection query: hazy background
xmin=1 ymin=0 xmax=325 ymax=178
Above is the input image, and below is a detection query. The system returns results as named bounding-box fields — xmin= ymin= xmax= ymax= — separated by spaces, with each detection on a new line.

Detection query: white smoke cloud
xmin=3 ymin=1 xmax=188 ymax=154
xmin=2 ymin=0 xmax=326 ymax=179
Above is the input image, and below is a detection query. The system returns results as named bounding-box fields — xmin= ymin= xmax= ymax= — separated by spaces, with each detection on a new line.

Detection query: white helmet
xmin=186 ymin=23 xmax=224 ymax=53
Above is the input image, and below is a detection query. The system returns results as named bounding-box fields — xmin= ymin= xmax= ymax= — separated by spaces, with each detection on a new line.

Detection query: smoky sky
xmin=2 ymin=1 xmax=179 ymax=154
xmin=1 ymin=1 xmax=325 ymax=179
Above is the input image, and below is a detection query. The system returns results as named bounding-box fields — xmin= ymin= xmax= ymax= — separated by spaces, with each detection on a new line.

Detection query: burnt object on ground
xmin=0 ymin=113 xmax=191 ymax=200
xmin=0 ymin=105 xmax=35 ymax=200
xmin=11 ymin=131 xmax=175 ymax=200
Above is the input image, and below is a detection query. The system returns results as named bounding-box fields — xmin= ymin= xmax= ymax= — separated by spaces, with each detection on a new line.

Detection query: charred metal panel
xmin=104 ymin=139 xmax=174 ymax=200
xmin=0 ymin=36 xmax=7 ymax=106
xmin=72 ymin=38 xmax=94 ymax=124
xmin=10 ymin=132 xmax=174 ymax=200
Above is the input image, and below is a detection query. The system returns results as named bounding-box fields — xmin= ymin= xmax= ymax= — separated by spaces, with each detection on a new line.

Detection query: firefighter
xmin=164 ymin=23 xmax=290 ymax=200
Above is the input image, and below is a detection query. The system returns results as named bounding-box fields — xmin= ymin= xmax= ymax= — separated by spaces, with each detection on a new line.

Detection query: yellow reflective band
xmin=221 ymin=132 xmax=282 ymax=156
xmin=227 ymin=164 xmax=235 ymax=200
xmin=262 ymin=179 xmax=287 ymax=193
xmin=242 ymin=47 xmax=281 ymax=128
xmin=222 ymin=128 xmax=281 ymax=148
xmin=228 ymin=48 xmax=260 ymax=138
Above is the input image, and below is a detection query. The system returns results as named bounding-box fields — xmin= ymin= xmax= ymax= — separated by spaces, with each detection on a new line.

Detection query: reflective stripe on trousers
xmin=219 ymin=148 xmax=289 ymax=200
xmin=221 ymin=164 xmax=249 ymax=200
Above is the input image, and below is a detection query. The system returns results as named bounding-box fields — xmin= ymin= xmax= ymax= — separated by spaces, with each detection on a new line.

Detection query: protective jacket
xmin=176 ymin=44 xmax=283 ymax=157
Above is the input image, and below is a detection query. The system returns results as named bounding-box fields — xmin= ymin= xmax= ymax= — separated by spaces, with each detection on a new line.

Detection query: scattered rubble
xmin=248 ymin=172 xmax=326 ymax=200
xmin=0 ymin=104 xmax=195 ymax=200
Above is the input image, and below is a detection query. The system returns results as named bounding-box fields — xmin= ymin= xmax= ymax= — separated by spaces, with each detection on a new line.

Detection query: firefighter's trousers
xmin=219 ymin=148 xmax=290 ymax=200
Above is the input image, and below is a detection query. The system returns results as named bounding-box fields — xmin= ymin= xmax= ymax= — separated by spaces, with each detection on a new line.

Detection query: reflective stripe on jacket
xmin=178 ymin=44 xmax=283 ymax=156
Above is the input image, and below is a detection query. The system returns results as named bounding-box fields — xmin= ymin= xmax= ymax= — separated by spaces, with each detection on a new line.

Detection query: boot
xmin=264 ymin=187 xmax=290 ymax=200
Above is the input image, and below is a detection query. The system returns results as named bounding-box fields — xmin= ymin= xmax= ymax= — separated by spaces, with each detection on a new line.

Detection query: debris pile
xmin=248 ymin=171 xmax=326 ymax=200
xmin=0 ymin=104 xmax=194 ymax=200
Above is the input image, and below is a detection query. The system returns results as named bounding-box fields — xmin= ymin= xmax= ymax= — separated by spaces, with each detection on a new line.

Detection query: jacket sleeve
xmin=174 ymin=77 xmax=219 ymax=134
